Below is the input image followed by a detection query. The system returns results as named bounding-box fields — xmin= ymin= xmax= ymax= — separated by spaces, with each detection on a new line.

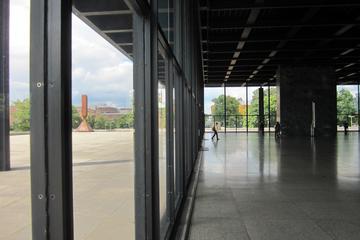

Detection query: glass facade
xmin=337 ymin=84 xmax=359 ymax=131
xmin=204 ymin=85 xmax=278 ymax=133
xmin=157 ymin=48 xmax=168 ymax=236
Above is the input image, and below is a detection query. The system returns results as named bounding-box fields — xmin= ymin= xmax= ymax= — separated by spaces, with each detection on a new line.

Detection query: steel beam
xmin=0 ymin=0 xmax=10 ymax=171
xmin=81 ymin=10 xmax=132 ymax=16
xmin=205 ymin=48 xmax=360 ymax=54
xmin=202 ymin=22 xmax=360 ymax=31
xmin=203 ymin=37 xmax=360 ymax=44
xmin=200 ymin=2 xmax=360 ymax=11
xmin=30 ymin=0 xmax=73 ymax=239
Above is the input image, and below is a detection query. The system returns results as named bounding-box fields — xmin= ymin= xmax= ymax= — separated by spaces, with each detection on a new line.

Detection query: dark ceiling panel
xmin=201 ymin=0 xmax=360 ymax=85
xmin=73 ymin=0 xmax=129 ymax=12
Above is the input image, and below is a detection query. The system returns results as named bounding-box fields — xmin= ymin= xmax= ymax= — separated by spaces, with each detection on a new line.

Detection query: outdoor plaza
xmin=1 ymin=131 xmax=134 ymax=240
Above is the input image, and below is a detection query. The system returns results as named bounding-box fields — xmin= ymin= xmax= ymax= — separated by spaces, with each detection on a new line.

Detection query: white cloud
xmin=9 ymin=0 xmax=133 ymax=108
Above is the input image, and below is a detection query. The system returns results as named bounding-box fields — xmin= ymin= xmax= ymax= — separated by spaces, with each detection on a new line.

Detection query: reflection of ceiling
xmin=157 ymin=55 xmax=166 ymax=82
xmin=200 ymin=0 xmax=360 ymax=86
xmin=73 ymin=0 xmax=133 ymax=60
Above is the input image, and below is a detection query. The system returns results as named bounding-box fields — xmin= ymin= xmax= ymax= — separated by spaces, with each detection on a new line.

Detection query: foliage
xmin=243 ymin=88 xmax=277 ymax=128
xmin=12 ymin=98 xmax=30 ymax=131
xmin=115 ymin=112 xmax=134 ymax=128
xmin=210 ymin=90 xmax=278 ymax=128
xmin=72 ymin=106 xmax=81 ymax=129
xmin=91 ymin=112 xmax=134 ymax=130
xmin=211 ymin=94 xmax=240 ymax=127
xmin=337 ymin=89 xmax=356 ymax=125
xmin=94 ymin=116 xmax=107 ymax=129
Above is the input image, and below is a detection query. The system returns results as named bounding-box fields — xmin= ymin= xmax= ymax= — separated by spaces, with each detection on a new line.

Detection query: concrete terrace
xmin=0 ymin=131 xmax=134 ymax=240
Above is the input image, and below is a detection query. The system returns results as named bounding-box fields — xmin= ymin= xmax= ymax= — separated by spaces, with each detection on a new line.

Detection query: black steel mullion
xmin=268 ymin=83 xmax=271 ymax=132
xmin=167 ymin=60 xmax=175 ymax=228
xmin=124 ymin=0 xmax=151 ymax=16
xmin=224 ymin=83 xmax=227 ymax=133
xmin=0 ymin=0 xmax=10 ymax=171
xmin=134 ymin=10 xmax=155 ymax=239
xmin=151 ymin=0 xmax=161 ymax=238
xmin=174 ymin=70 xmax=182 ymax=211
xmin=30 ymin=0 xmax=48 ymax=238
xmin=246 ymin=83 xmax=249 ymax=133
xmin=46 ymin=0 xmax=73 ymax=239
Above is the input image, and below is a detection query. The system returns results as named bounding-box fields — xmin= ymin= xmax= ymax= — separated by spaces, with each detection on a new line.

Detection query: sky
xmin=9 ymin=0 xmax=133 ymax=108
xmin=9 ymin=0 xmax=360 ymax=111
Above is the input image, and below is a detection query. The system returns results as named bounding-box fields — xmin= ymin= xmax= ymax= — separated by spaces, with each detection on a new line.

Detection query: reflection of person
xmin=259 ymin=121 xmax=265 ymax=135
xmin=211 ymin=122 xmax=220 ymax=141
xmin=343 ymin=121 xmax=349 ymax=135
xmin=274 ymin=122 xmax=281 ymax=139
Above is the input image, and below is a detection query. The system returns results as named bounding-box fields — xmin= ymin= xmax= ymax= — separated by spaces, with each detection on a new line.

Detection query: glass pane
xmin=226 ymin=87 xmax=247 ymax=132
xmin=337 ymin=85 xmax=359 ymax=131
xmin=265 ymin=86 xmax=277 ymax=132
xmin=158 ymin=49 xmax=168 ymax=236
xmin=158 ymin=0 xmax=174 ymax=47
xmin=204 ymin=87 xmax=225 ymax=132
xmin=2 ymin=1 xmax=32 ymax=239
xmin=72 ymin=15 xmax=135 ymax=239
xmin=247 ymin=86 xmax=260 ymax=131
xmin=173 ymin=71 xmax=179 ymax=205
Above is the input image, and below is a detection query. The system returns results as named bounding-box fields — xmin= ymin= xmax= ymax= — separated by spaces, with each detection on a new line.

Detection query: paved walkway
xmin=0 ymin=131 xmax=134 ymax=240
xmin=189 ymin=133 xmax=360 ymax=240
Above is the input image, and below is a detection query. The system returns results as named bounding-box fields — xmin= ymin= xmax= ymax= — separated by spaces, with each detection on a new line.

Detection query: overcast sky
xmin=10 ymin=0 xmax=133 ymax=107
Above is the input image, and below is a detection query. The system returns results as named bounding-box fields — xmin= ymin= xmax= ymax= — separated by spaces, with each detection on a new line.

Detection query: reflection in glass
xmin=158 ymin=0 xmax=174 ymax=48
xmin=173 ymin=77 xmax=177 ymax=202
xmin=158 ymin=51 xmax=168 ymax=234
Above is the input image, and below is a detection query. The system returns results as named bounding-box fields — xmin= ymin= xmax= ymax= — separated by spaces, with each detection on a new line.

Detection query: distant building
xmin=76 ymin=105 xmax=133 ymax=120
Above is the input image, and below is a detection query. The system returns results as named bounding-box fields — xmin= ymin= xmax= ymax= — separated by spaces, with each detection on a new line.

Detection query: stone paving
xmin=0 ymin=131 xmax=134 ymax=240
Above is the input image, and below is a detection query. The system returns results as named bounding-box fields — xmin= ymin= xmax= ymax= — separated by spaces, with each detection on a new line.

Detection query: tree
xmin=12 ymin=98 xmax=30 ymax=131
xmin=94 ymin=116 xmax=107 ymax=129
xmin=115 ymin=112 xmax=134 ymax=128
xmin=211 ymin=95 xmax=240 ymax=127
xmin=246 ymin=90 xmax=260 ymax=128
xmin=72 ymin=106 xmax=81 ymax=129
xmin=243 ymin=88 xmax=277 ymax=128
xmin=337 ymin=89 xmax=356 ymax=125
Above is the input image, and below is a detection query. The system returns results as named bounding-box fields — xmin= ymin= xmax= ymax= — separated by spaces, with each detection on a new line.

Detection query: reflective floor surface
xmin=189 ymin=132 xmax=360 ymax=240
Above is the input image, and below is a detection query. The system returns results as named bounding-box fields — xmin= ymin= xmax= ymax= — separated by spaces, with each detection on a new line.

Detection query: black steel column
xmin=268 ymin=84 xmax=271 ymax=132
xmin=30 ymin=0 xmax=73 ymax=239
xmin=258 ymin=87 xmax=265 ymax=132
xmin=358 ymin=81 xmax=360 ymax=132
xmin=0 ymin=0 xmax=10 ymax=171
xmin=246 ymin=83 xmax=248 ymax=133
xmin=224 ymin=83 xmax=227 ymax=133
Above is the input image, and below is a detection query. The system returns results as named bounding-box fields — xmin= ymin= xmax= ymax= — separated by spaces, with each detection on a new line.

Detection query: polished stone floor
xmin=189 ymin=132 xmax=360 ymax=240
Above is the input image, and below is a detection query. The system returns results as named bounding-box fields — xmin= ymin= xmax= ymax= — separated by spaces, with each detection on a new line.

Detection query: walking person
xmin=274 ymin=122 xmax=281 ymax=139
xmin=343 ymin=121 xmax=349 ymax=135
xmin=211 ymin=122 xmax=220 ymax=141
